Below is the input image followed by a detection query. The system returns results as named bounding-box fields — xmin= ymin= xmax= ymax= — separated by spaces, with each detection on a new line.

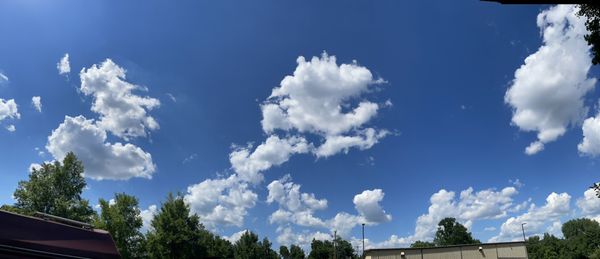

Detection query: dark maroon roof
xmin=0 ymin=210 xmax=120 ymax=258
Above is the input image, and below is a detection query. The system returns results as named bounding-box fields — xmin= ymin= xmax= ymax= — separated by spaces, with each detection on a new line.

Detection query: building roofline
xmin=365 ymin=241 xmax=526 ymax=252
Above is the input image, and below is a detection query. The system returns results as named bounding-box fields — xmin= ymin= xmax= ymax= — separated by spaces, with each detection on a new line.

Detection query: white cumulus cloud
xmin=505 ymin=5 xmax=596 ymax=155
xmin=353 ymin=189 xmax=392 ymax=224
xmin=31 ymin=96 xmax=42 ymax=112
xmin=46 ymin=115 xmax=156 ymax=180
xmin=230 ymin=135 xmax=311 ymax=184
xmin=490 ymin=192 xmax=571 ymax=242
xmin=577 ymin=189 xmax=600 ymax=218
xmin=0 ymin=99 xmax=20 ymax=131
xmin=184 ymin=175 xmax=257 ymax=229
xmin=57 ymin=53 xmax=70 ymax=75
xmin=261 ymin=52 xmax=388 ymax=157
xmin=80 ymin=59 xmax=160 ymax=140
xmin=140 ymin=204 xmax=157 ymax=233
xmin=579 ymin=114 xmax=600 ymax=156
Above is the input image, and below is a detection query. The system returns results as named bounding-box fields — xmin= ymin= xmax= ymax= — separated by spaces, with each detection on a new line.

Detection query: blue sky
xmin=1 ymin=0 xmax=600 ymax=250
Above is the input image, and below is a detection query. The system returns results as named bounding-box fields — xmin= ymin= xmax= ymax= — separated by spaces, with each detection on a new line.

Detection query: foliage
xmin=433 ymin=218 xmax=480 ymax=246
xmin=95 ymin=193 xmax=145 ymax=258
xmin=578 ymin=4 xmax=600 ymax=65
xmin=280 ymin=245 xmax=290 ymax=259
xmin=289 ymin=244 xmax=306 ymax=259
xmin=308 ymin=237 xmax=357 ymax=259
xmin=145 ymin=193 xmax=207 ymax=258
xmin=11 ymin=152 xmax=94 ymax=223
xmin=233 ymin=231 xmax=278 ymax=259
xmin=410 ymin=240 xmax=435 ymax=248
xmin=526 ymin=218 xmax=600 ymax=259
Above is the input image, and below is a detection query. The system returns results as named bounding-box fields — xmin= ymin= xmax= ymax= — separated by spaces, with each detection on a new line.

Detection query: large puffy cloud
xmin=185 ymin=53 xmax=390 ymax=231
xmin=505 ymin=5 xmax=596 ymax=155
xmin=46 ymin=115 xmax=156 ymax=180
xmin=261 ymin=53 xmax=387 ymax=157
xmin=230 ymin=136 xmax=311 ymax=184
xmin=184 ymin=175 xmax=258 ymax=229
xmin=353 ymin=189 xmax=392 ymax=224
xmin=490 ymin=192 xmax=571 ymax=242
xmin=57 ymin=53 xmax=70 ymax=75
xmin=80 ymin=59 xmax=160 ymax=140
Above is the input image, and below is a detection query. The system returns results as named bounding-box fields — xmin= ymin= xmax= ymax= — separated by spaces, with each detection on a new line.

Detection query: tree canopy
xmin=145 ymin=193 xmax=207 ymax=258
xmin=9 ymin=152 xmax=94 ymax=223
xmin=233 ymin=231 xmax=278 ymax=259
xmin=578 ymin=4 xmax=600 ymax=65
xmin=307 ymin=237 xmax=357 ymax=259
xmin=433 ymin=217 xmax=480 ymax=246
xmin=95 ymin=193 xmax=146 ymax=258
xmin=527 ymin=218 xmax=600 ymax=259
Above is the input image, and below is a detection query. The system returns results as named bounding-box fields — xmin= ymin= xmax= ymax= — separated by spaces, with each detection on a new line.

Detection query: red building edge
xmin=0 ymin=210 xmax=120 ymax=258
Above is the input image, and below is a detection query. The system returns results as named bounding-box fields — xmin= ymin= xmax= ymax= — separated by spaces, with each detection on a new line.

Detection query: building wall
xmin=365 ymin=242 xmax=527 ymax=259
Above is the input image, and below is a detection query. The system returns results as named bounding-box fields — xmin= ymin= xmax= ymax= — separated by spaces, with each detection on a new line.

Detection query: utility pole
xmin=333 ymin=230 xmax=337 ymax=259
xmin=521 ymin=223 xmax=527 ymax=241
xmin=362 ymin=223 xmax=365 ymax=259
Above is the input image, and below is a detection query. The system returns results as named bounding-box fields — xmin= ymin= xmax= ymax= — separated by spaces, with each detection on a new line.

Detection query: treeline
xmin=526 ymin=218 xmax=600 ymax=259
xmin=0 ymin=153 xmax=359 ymax=259
xmin=408 ymin=216 xmax=600 ymax=259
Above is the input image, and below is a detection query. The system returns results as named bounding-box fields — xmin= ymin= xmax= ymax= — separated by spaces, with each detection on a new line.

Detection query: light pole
xmin=362 ymin=223 xmax=365 ymax=259
xmin=521 ymin=223 xmax=527 ymax=241
xmin=333 ymin=230 xmax=337 ymax=259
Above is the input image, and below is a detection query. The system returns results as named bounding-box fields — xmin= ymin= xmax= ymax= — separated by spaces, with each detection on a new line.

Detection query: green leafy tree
xmin=204 ymin=234 xmax=234 ymax=258
xmin=289 ymin=244 xmax=305 ymax=259
xmin=95 ymin=193 xmax=145 ymax=258
xmin=410 ymin=240 xmax=435 ymax=248
xmin=145 ymin=193 xmax=207 ymax=258
xmin=280 ymin=245 xmax=290 ymax=259
xmin=233 ymin=231 xmax=278 ymax=259
xmin=308 ymin=237 xmax=357 ymax=259
xmin=526 ymin=234 xmax=566 ymax=259
xmin=562 ymin=218 xmax=600 ymax=258
xmin=433 ymin=218 xmax=480 ymax=246
xmin=260 ymin=237 xmax=279 ymax=259
xmin=10 ymin=152 xmax=94 ymax=223
xmin=578 ymin=4 xmax=600 ymax=65
xmin=233 ymin=231 xmax=260 ymax=259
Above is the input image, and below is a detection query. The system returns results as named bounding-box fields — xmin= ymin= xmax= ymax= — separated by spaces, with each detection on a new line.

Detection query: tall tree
xmin=433 ymin=217 xmax=480 ymax=246
xmin=280 ymin=245 xmax=290 ymax=259
xmin=95 ymin=193 xmax=145 ymax=258
xmin=308 ymin=238 xmax=357 ymax=259
xmin=233 ymin=231 xmax=278 ymax=259
xmin=562 ymin=218 xmax=600 ymax=258
xmin=259 ymin=237 xmax=279 ymax=259
xmin=10 ymin=152 xmax=94 ymax=223
xmin=203 ymin=233 xmax=234 ymax=258
xmin=145 ymin=193 xmax=206 ymax=258
xmin=289 ymin=244 xmax=306 ymax=259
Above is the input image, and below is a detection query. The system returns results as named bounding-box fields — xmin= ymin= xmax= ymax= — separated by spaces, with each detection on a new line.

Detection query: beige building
xmin=365 ymin=241 xmax=527 ymax=259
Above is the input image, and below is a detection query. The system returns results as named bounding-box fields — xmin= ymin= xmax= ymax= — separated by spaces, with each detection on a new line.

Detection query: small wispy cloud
xmin=166 ymin=93 xmax=177 ymax=103
xmin=183 ymin=153 xmax=198 ymax=164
